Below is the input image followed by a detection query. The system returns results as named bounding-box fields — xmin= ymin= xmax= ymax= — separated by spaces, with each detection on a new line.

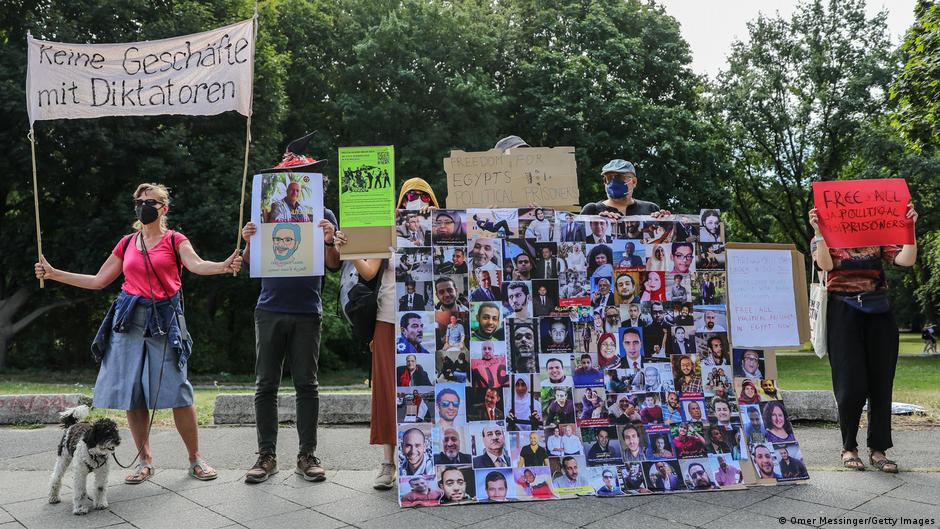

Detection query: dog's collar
xmin=85 ymin=452 xmax=108 ymax=472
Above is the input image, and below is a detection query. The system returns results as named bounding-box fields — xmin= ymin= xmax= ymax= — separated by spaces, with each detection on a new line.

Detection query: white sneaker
xmin=373 ymin=462 xmax=395 ymax=490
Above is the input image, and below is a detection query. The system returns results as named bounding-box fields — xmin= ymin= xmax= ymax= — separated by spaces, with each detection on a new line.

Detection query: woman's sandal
xmin=189 ymin=459 xmax=219 ymax=481
xmin=869 ymin=452 xmax=899 ymax=474
xmin=841 ymin=450 xmax=865 ymax=471
xmin=125 ymin=462 xmax=154 ymax=484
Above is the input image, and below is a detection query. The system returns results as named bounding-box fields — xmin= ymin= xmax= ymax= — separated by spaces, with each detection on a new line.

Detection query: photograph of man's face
xmin=513 ymin=325 xmax=535 ymax=353
xmin=440 ymin=468 xmax=468 ymax=501
xmin=476 ymin=305 xmax=501 ymax=335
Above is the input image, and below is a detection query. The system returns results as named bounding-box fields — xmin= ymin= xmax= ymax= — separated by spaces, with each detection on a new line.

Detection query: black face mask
xmin=135 ymin=204 xmax=160 ymax=225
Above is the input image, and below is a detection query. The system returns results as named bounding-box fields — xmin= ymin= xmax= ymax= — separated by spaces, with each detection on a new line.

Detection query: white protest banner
xmin=26 ymin=18 xmax=254 ymax=125
xmin=444 ymin=147 xmax=579 ymax=208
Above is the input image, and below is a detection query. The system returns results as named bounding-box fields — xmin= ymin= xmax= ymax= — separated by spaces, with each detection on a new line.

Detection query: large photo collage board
xmin=393 ymin=208 xmax=809 ymax=507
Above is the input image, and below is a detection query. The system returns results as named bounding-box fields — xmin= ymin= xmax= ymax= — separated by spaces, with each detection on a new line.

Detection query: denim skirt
xmin=92 ymin=305 xmax=195 ymax=410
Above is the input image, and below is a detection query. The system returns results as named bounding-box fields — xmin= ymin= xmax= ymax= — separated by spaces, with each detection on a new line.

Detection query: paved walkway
xmin=1 ymin=425 xmax=938 ymax=529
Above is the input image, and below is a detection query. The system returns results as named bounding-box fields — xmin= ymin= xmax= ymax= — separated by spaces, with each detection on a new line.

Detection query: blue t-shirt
xmin=255 ymin=209 xmax=339 ymax=314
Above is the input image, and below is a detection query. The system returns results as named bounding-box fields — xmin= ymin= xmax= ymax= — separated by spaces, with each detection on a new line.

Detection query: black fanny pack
xmin=832 ymin=291 xmax=891 ymax=314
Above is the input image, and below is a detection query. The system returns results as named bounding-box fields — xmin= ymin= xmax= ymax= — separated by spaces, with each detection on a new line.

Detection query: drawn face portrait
xmin=272 ymin=224 xmax=301 ymax=261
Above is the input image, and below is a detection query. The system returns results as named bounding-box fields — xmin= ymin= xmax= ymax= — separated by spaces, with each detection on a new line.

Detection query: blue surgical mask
xmin=606 ymin=178 xmax=629 ymax=199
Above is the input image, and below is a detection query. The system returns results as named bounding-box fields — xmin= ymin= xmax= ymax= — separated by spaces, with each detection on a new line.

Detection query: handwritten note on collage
xmin=392 ymin=208 xmax=808 ymax=507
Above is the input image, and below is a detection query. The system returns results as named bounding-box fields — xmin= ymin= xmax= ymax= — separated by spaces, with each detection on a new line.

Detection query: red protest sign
xmin=812 ymin=178 xmax=914 ymax=249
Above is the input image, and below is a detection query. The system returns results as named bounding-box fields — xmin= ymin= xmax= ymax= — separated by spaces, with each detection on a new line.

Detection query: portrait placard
xmin=248 ymin=172 xmax=324 ymax=277
xmin=396 ymin=211 xmax=808 ymax=508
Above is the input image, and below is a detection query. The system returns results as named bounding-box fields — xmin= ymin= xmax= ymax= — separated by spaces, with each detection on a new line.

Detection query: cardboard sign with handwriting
xmin=444 ymin=147 xmax=579 ymax=208
xmin=812 ymin=179 xmax=914 ymax=248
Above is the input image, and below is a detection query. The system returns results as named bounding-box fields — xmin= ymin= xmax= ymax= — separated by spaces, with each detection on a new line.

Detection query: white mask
xmin=405 ymin=199 xmax=424 ymax=211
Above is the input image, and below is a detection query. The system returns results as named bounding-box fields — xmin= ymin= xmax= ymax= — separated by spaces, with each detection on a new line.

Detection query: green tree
xmin=891 ymin=0 xmax=940 ymax=153
xmin=503 ymin=0 xmax=729 ymax=212
xmin=711 ymin=0 xmax=895 ymax=254
xmin=839 ymin=120 xmax=940 ymax=327
xmin=0 ymin=0 xmax=287 ymax=370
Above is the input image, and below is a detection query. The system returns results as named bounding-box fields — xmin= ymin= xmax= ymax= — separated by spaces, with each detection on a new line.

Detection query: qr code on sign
xmin=377 ymin=151 xmax=389 ymax=164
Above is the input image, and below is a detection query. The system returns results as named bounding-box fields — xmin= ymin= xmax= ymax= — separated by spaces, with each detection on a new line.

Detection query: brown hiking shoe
xmin=245 ymin=453 xmax=278 ymax=484
xmin=296 ymin=453 xmax=326 ymax=482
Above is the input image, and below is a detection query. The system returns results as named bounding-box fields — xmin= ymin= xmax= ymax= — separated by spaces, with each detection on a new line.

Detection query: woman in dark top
xmin=580 ymin=159 xmax=669 ymax=218
xmin=809 ymin=203 xmax=918 ymax=473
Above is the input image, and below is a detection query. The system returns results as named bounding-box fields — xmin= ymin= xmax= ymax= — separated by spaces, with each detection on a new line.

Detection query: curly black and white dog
xmin=47 ymin=406 xmax=121 ymax=515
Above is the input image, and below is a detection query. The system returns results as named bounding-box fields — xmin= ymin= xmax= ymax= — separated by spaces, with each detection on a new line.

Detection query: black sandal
xmin=841 ymin=450 xmax=865 ymax=471
xmin=869 ymin=452 xmax=898 ymax=474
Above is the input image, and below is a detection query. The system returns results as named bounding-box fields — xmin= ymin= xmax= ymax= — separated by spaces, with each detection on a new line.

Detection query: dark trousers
xmin=254 ymin=309 xmax=322 ymax=456
xmin=826 ymin=296 xmax=899 ymax=452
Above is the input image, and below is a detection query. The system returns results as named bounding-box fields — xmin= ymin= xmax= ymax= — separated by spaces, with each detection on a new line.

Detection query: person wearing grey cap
xmin=494 ymin=135 xmax=530 ymax=153
xmin=581 ymin=159 xmax=670 ymax=218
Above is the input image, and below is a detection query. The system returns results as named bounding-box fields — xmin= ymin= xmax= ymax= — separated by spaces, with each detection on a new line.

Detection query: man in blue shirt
xmin=240 ymin=202 xmax=340 ymax=483
xmin=242 ymin=137 xmax=341 ymax=483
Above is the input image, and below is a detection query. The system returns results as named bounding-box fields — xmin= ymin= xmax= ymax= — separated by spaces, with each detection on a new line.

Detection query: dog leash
xmin=111 ymin=232 xmax=176 ymax=470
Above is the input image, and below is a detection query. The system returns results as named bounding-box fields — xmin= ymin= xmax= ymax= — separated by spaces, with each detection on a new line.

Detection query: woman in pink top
xmin=35 ymin=183 xmax=241 ymax=484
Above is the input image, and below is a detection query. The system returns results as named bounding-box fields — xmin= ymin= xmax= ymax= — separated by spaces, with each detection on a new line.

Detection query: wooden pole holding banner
xmin=28 ymin=126 xmax=44 ymax=288
xmin=233 ymin=9 xmax=258 ymax=275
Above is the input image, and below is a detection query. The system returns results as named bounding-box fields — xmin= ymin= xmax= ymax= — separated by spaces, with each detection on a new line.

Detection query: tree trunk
xmin=0 ymin=287 xmax=88 ymax=370
xmin=0 ymin=333 xmax=7 ymax=372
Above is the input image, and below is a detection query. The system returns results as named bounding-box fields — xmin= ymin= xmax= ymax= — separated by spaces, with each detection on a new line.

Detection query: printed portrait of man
xmin=439 ymin=466 xmax=474 ymax=504
xmin=434 ymin=427 xmax=471 ymax=465
xmin=399 ymin=427 xmax=434 ymax=476
xmin=472 ymin=424 xmax=510 ymax=468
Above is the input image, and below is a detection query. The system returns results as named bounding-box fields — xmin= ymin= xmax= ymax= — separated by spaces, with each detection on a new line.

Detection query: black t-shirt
xmin=580 ymin=199 xmax=660 ymax=216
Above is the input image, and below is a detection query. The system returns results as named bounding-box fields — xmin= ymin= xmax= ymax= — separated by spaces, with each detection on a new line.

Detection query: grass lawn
xmin=778 ymin=355 xmax=940 ymax=421
xmin=0 ymin=368 xmax=368 ymax=427
xmin=3 ymin=352 xmax=937 ymax=427
xmin=779 ymin=331 xmax=930 ymax=356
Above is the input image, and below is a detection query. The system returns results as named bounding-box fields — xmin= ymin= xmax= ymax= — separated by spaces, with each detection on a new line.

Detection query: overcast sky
xmin=657 ymin=0 xmax=918 ymax=78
